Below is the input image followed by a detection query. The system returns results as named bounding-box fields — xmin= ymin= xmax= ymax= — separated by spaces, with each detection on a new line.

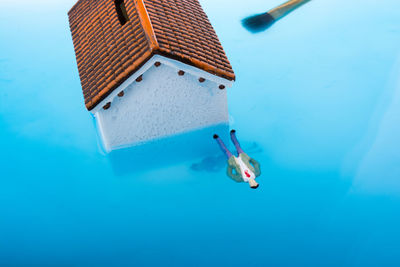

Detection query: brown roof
xmin=68 ymin=0 xmax=235 ymax=111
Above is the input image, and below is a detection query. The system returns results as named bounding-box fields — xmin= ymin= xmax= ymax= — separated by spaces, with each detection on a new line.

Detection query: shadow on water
xmin=190 ymin=139 xmax=263 ymax=173
xmin=107 ymin=123 xmax=230 ymax=176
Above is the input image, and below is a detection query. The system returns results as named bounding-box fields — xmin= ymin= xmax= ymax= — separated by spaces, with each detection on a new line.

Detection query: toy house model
xmin=68 ymin=0 xmax=235 ymax=152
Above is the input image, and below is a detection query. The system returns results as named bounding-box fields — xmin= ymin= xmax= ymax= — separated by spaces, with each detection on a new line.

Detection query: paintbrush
xmin=242 ymin=0 xmax=311 ymax=33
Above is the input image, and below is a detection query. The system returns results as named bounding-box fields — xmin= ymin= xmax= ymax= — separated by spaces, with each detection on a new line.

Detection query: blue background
xmin=1 ymin=0 xmax=400 ymax=266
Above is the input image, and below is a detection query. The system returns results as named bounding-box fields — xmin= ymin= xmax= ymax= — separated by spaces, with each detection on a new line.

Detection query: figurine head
xmin=248 ymin=179 xmax=259 ymax=189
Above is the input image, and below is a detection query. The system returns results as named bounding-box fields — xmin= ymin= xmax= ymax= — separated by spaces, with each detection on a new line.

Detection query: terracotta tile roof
xmin=68 ymin=0 xmax=235 ymax=111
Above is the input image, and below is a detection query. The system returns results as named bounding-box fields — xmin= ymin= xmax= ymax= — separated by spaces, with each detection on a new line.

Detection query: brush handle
xmin=268 ymin=0 xmax=311 ymax=21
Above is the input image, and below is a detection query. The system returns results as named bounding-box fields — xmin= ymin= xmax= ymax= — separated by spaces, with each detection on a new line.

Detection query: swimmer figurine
xmin=214 ymin=130 xmax=261 ymax=189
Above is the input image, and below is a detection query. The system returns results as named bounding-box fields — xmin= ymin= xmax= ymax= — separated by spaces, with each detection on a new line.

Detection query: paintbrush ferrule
xmin=268 ymin=0 xmax=311 ymax=21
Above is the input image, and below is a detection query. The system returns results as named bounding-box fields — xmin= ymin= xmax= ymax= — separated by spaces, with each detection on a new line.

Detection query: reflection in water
xmin=191 ymin=155 xmax=226 ymax=173
xmin=190 ymin=141 xmax=263 ymax=173
xmin=107 ymin=123 xmax=229 ymax=176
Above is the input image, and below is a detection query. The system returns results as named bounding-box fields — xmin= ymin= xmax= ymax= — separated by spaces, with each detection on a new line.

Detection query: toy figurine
xmin=214 ymin=130 xmax=261 ymax=189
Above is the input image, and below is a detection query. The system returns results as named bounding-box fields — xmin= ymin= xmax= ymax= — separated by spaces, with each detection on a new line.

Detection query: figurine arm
xmin=227 ymin=157 xmax=243 ymax=182
xmin=249 ymin=158 xmax=261 ymax=177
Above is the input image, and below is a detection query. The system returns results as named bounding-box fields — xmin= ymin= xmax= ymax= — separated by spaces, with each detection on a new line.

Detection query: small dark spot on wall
xmin=103 ymin=102 xmax=111 ymax=110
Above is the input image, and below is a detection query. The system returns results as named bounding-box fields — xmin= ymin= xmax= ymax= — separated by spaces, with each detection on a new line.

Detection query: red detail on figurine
xmin=245 ymin=170 xmax=251 ymax=178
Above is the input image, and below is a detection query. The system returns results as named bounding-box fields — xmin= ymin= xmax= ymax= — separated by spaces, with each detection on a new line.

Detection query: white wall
xmin=95 ymin=56 xmax=230 ymax=152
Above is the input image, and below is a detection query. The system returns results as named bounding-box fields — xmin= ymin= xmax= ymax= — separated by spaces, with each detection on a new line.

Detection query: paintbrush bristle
xmin=242 ymin=12 xmax=276 ymax=33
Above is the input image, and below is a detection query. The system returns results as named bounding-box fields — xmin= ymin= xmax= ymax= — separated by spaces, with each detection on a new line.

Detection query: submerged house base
xmin=108 ymin=123 xmax=230 ymax=175
xmin=92 ymin=55 xmax=233 ymax=152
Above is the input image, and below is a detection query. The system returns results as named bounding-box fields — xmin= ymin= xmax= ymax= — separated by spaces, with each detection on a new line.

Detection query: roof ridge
xmin=134 ymin=0 xmax=159 ymax=51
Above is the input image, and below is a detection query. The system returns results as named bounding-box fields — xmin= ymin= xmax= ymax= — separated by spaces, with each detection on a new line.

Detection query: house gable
xmin=94 ymin=55 xmax=231 ymax=151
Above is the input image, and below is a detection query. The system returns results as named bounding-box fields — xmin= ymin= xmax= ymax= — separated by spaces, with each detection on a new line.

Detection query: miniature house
xmin=68 ymin=0 xmax=235 ymax=152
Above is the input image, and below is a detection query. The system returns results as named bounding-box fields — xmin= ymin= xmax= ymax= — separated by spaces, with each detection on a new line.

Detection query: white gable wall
xmin=93 ymin=55 xmax=232 ymax=152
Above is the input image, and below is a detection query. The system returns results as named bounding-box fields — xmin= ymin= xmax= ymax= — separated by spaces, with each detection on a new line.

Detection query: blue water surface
xmin=1 ymin=0 xmax=400 ymax=266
